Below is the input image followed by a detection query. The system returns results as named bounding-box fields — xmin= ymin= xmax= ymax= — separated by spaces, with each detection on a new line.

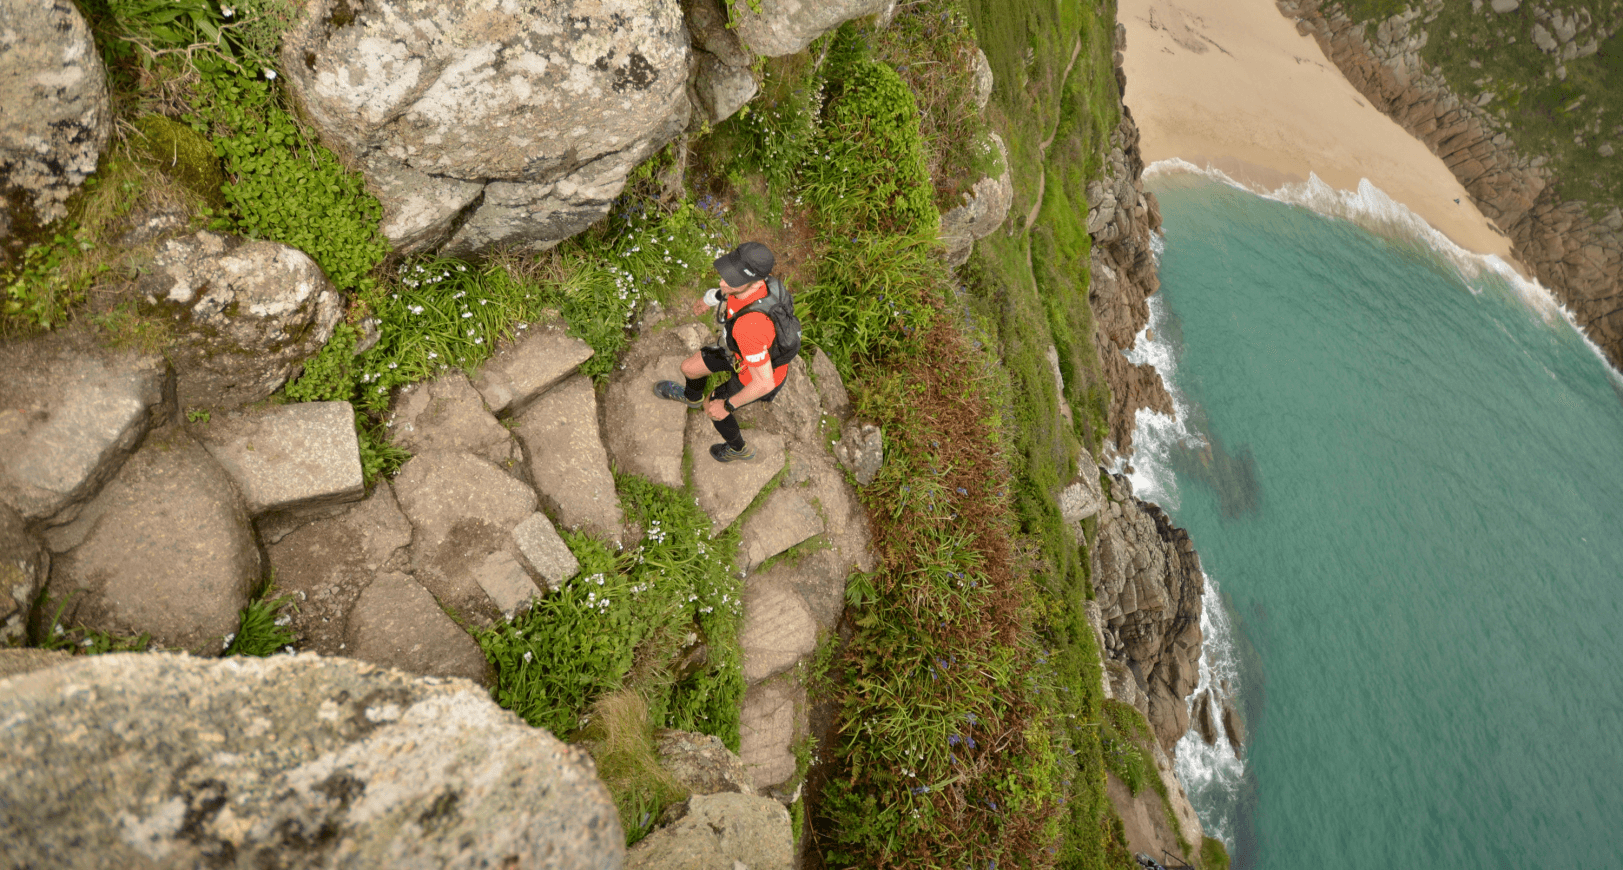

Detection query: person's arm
xmin=706 ymin=361 xmax=775 ymax=420
xmin=691 ymin=286 xmax=722 ymax=317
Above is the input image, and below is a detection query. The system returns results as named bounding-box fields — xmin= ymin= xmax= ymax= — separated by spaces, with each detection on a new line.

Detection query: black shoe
xmin=655 ymin=380 xmax=702 ymax=409
xmin=709 ymin=442 xmax=756 ymax=463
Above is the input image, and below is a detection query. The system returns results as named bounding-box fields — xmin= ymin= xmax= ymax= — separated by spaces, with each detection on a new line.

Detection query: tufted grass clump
xmin=224 ymin=592 xmax=297 ymax=657
xmin=478 ymin=475 xmax=743 ymax=748
xmin=577 ymin=689 xmax=690 ymax=847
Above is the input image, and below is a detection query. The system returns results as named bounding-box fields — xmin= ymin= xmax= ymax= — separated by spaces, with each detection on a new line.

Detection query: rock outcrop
xmin=1279 ymin=0 xmax=1623 ymax=369
xmin=626 ymin=792 xmax=793 ymax=870
xmin=1087 ymin=87 xmax=1174 ymax=457
xmin=1091 ymin=473 xmax=1204 ymax=753
xmin=0 ymin=653 xmax=623 ymax=869
xmin=940 ymin=132 xmax=1014 ymax=267
xmin=0 ymin=0 xmax=110 ymax=243
xmin=40 ymin=427 xmax=262 ymax=654
xmin=135 ymin=230 xmax=344 ymax=411
xmin=282 ymin=0 xmax=694 ymax=255
xmin=0 ymin=335 xmax=174 ymax=525
xmin=730 ymin=0 xmax=893 ymax=57
xmin=197 ymin=401 xmax=366 ymax=517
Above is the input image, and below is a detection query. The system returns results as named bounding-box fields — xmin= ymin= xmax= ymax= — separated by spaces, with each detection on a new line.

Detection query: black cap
xmin=714 ymin=242 xmax=775 ymax=287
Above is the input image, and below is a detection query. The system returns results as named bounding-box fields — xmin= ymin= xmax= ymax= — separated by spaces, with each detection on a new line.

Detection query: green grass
xmin=1332 ymin=0 xmax=1623 ymax=211
xmin=224 ymin=592 xmax=297 ymax=656
xmin=476 ymin=475 xmax=745 ymax=746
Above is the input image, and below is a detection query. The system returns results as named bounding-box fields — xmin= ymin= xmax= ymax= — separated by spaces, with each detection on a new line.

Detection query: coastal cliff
xmin=1279 ymin=0 xmax=1623 ymax=368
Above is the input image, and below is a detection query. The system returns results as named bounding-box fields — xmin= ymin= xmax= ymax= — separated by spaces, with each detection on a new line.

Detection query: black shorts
xmin=701 ymin=345 xmax=786 ymax=404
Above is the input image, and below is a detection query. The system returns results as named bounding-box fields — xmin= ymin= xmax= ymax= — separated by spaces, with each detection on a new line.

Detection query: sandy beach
xmin=1119 ymin=0 xmax=1525 ymax=272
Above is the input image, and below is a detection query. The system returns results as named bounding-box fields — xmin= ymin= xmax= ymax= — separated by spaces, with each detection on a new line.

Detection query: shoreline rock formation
xmin=1279 ymin=0 xmax=1623 ymax=369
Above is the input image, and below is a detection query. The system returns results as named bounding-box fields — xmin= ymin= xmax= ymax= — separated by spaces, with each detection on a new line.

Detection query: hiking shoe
xmin=709 ymin=442 xmax=756 ymax=463
xmin=654 ymin=380 xmax=702 ymax=409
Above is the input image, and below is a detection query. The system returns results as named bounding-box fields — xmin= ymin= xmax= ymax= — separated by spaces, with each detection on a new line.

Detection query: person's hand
xmin=690 ymin=294 xmax=712 ymax=317
xmin=705 ymin=397 xmax=729 ymax=421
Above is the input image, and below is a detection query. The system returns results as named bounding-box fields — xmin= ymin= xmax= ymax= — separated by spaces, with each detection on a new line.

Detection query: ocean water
xmin=1126 ymin=168 xmax=1623 ymax=869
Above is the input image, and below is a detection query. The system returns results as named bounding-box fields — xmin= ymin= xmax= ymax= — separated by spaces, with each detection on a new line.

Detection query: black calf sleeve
xmin=713 ymin=415 xmax=745 ymax=450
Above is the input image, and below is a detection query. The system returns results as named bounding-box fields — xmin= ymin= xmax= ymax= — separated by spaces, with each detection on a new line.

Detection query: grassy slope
xmin=13 ymin=1 xmax=1204 ymax=866
xmin=1334 ymin=0 xmax=1623 ymax=212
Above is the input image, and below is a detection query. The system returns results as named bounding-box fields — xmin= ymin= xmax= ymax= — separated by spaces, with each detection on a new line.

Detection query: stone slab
xmin=473 ymin=321 xmax=595 ymax=417
xmin=198 ymin=400 xmax=365 ymax=516
xmin=604 ymin=350 xmax=690 ymax=490
xmin=625 ymin=792 xmax=792 ymax=870
xmin=514 ymin=375 xmax=624 ymax=545
xmin=347 ymin=571 xmax=491 ymax=685
xmin=686 ymin=420 xmax=784 ymax=533
xmin=392 ymin=451 xmax=539 ymax=622
xmin=388 ymin=373 xmax=519 ymax=469
xmin=738 ymin=679 xmax=805 ymax=791
xmin=738 ymin=487 xmax=823 ymax=572
xmin=740 ymin=578 xmax=818 ymax=684
xmin=512 ymin=512 xmax=579 ymax=591
xmin=0 ymin=338 xmax=172 ymax=524
xmin=472 ymin=551 xmax=542 ymax=618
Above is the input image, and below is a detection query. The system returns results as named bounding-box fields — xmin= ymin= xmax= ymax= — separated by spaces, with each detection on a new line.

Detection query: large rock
xmin=267 ymin=480 xmax=413 ymax=656
xmin=939 ymin=131 xmax=1012 ymax=266
xmin=0 ymin=336 xmax=173 ymax=524
xmin=730 ymin=0 xmax=893 ymax=57
xmin=625 ymin=792 xmax=792 ymax=870
xmin=0 ymin=504 xmax=45 ymax=644
xmin=346 ymin=571 xmax=492 ymax=685
xmin=41 ymin=428 xmax=260 ymax=654
xmin=654 ymin=729 xmax=756 ymax=796
xmin=392 ymin=451 xmax=541 ymax=622
xmin=473 ymin=321 xmax=595 ymax=417
xmin=515 ymin=375 xmax=625 ymax=544
xmin=136 ymin=231 xmax=343 ymax=410
xmin=388 ymin=373 xmax=520 ymax=469
xmin=198 ymin=401 xmax=365 ymax=517
xmin=0 ymin=653 xmax=623 ymax=869
xmin=283 ymin=0 xmax=692 ymax=255
xmin=0 ymin=0 xmax=110 ymax=237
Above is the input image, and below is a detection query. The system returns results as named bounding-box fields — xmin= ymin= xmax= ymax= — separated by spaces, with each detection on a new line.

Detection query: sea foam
xmin=1142 ymin=158 xmax=1619 ymax=377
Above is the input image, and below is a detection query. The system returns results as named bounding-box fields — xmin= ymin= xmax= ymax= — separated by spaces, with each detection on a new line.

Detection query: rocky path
xmin=0 ymin=309 xmax=879 ymax=801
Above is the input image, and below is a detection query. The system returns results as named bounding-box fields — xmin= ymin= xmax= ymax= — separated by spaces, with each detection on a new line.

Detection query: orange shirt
xmin=725 ymin=284 xmax=788 ymax=388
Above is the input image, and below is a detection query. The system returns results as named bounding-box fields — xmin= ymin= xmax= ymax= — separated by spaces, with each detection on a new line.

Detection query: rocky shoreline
xmin=1279 ymin=0 xmax=1623 ymax=369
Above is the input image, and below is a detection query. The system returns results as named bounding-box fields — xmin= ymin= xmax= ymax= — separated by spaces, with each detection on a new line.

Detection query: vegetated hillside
xmin=3 ymin=0 xmax=1220 ymax=867
xmin=1338 ymin=0 xmax=1623 ymax=207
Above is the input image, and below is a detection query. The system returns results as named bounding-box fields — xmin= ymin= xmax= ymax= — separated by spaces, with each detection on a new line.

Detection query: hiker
xmin=655 ymin=241 xmax=798 ymax=463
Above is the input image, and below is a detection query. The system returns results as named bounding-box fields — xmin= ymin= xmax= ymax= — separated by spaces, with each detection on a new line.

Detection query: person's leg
xmin=657 ymin=349 xmax=728 ymax=407
xmin=708 ymin=376 xmax=752 ymax=459
xmin=679 ymin=351 xmax=711 ymax=401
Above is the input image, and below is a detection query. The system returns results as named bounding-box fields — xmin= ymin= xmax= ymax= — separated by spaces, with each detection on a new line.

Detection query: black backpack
xmin=722 ymin=276 xmax=801 ymax=368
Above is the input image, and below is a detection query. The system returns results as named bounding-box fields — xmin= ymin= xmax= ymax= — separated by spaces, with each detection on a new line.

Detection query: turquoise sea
xmin=1129 ymin=170 xmax=1623 ymax=869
